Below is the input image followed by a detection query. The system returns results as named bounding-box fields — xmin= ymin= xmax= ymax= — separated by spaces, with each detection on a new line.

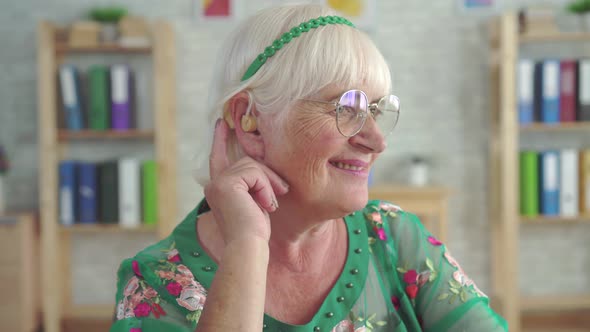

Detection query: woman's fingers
xmin=209 ymin=119 xmax=231 ymax=179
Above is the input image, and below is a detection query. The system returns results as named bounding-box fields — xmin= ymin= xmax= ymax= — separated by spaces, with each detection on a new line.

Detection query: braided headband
xmin=240 ymin=15 xmax=355 ymax=81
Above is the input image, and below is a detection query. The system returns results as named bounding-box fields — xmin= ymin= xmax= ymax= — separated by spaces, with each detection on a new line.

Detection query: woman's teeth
xmin=331 ymin=162 xmax=364 ymax=171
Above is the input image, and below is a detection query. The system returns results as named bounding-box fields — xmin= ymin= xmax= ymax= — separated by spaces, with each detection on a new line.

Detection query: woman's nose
xmin=348 ymin=116 xmax=386 ymax=153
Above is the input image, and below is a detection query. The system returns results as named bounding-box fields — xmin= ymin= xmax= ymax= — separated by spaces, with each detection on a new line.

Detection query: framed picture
xmin=194 ymin=0 xmax=241 ymax=21
xmin=319 ymin=0 xmax=377 ymax=32
xmin=457 ymin=0 xmax=504 ymax=15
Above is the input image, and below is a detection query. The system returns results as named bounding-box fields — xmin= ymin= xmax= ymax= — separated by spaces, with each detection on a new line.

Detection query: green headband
xmin=240 ymin=15 xmax=355 ymax=81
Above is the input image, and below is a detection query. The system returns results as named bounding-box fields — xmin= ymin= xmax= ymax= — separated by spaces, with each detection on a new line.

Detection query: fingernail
xmin=215 ymin=118 xmax=222 ymax=128
xmin=272 ymin=197 xmax=279 ymax=209
xmin=282 ymin=180 xmax=289 ymax=189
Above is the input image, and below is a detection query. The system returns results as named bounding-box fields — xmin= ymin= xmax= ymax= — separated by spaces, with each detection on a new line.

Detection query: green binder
xmin=142 ymin=160 xmax=158 ymax=225
xmin=98 ymin=160 xmax=118 ymax=223
xmin=520 ymin=151 xmax=539 ymax=217
xmin=88 ymin=65 xmax=109 ymax=130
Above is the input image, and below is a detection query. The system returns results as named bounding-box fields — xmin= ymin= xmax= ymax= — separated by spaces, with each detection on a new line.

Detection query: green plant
xmin=89 ymin=7 xmax=128 ymax=23
xmin=567 ymin=0 xmax=590 ymax=14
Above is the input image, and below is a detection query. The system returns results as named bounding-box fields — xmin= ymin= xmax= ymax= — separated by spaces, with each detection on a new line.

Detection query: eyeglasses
xmin=303 ymin=89 xmax=400 ymax=138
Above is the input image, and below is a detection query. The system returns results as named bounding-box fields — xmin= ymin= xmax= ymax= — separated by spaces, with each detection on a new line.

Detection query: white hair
xmin=194 ymin=3 xmax=392 ymax=186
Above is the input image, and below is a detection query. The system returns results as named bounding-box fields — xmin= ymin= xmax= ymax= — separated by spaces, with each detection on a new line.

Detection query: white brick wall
xmin=0 ymin=0 xmax=587 ymax=305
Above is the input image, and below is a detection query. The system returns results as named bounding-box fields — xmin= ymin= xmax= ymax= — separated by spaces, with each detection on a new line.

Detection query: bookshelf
xmin=489 ymin=13 xmax=590 ymax=332
xmin=37 ymin=21 xmax=177 ymax=332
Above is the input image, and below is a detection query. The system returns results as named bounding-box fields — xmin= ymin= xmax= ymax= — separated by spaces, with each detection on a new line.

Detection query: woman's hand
xmin=204 ymin=119 xmax=289 ymax=244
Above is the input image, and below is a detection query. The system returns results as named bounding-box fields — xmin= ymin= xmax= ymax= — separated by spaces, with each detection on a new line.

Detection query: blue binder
xmin=541 ymin=60 xmax=560 ymax=124
xmin=518 ymin=59 xmax=534 ymax=125
xmin=539 ymin=151 xmax=560 ymax=216
xmin=77 ymin=162 xmax=97 ymax=224
xmin=59 ymin=65 xmax=84 ymax=130
xmin=58 ymin=160 xmax=77 ymax=226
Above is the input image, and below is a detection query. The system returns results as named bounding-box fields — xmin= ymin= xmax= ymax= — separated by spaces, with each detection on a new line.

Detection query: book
xmin=58 ymin=65 xmax=84 ymax=130
xmin=97 ymin=160 xmax=118 ymax=223
xmin=579 ymin=59 xmax=590 ymax=121
xmin=58 ymin=161 xmax=77 ymax=226
xmin=142 ymin=160 xmax=158 ymax=225
xmin=88 ymin=65 xmax=110 ymax=130
xmin=77 ymin=162 xmax=97 ymax=224
xmin=118 ymin=158 xmax=141 ymax=228
xmin=539 ymin=150 xmax=560 ymax=216
xmin=559 ymin=60 xmax=578 ymax=122
xmin=533 ymin=61 xmax=544 ymax=122
xmin=559 ymin=149 xmax=578 ymax=217
xmin=520 ymin=151 xmax=538 ymax=216
xmin=518 ymin=59 xmax=535 ymax=125
xmin=110 ymin=65 xmax=134 ymax=130
xmin=541 ymin=60 xmax=560 ymax=124
xmin=580 ymin=150 xmax=590 ymax=215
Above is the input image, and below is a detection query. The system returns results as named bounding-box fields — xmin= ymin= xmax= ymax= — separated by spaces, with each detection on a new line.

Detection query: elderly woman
xmin=110 ymin=4 xmax=507 ymax=332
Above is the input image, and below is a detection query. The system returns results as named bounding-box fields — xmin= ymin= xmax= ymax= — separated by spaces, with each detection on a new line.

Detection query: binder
xmin=118 ymin=158 xmax=141 ymax=228
xmin=58 ymin=65 xmax=84 ymax=130
xmin=97 ymin=160 xmax=118 ymax=223
xmin=77 ymin=162 xmax=97 ymax=224
xmin=58 ymin=161 xmax=77 ymax=226
xmin=559 ymin=60 xmax=578 ymax=122
xmin=533 ymin=61 xmax=544 ymax=122
xmin=520 ymin=151 xmax=538 ymax=216
xmin=580 ymin=150 xmax=590 ymax=215
xmin=88 ymin=65 xmax=110 ymax=130
xmin=142 ymin=160 xmax=158 ymax=225
xmin=541 ymin=60 xmax=560 ymax=124
xmin=579 ymin=60 xmax=590 ymax=121
xmin=518 ymin=59 xmax=534 ymax=125
xmin=539 ymin=151 xmax=560 ymax=216
xmin=110 ymin=65 xmax=134 ymax=130
xmin=559 ymin=149 xmax=578 ymax=217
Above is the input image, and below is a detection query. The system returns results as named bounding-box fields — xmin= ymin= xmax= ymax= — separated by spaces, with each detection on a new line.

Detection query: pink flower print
xmin=129 ymin=292 xmax=144 ymax=309
xmin=403 ymin=270 xmax=418 ymax=284
xmin=143 ymin=287 xmax=158 ymax=299
xmin=370 ymin=212 xmax=382 ymax=224
xmin=130 ymin=328 xmax=142 ymax=332
xmin=177 ymin=287 xmax=207 ymax=311
xmin=372 ymin=226 xmax=387 ymax=241
xmin=444 ymin=251 xmax=487 ymax=298
xmin=176 ymin=264 xmax=194 ymax=277
xmin=417 ymin=271 xmax=431 ymax=287
xmin=391 ymin=295 xmax=400 ymax=310
xmin=157 ymin=270 xmax=175 ymax=280
xmin=167 ymin=248 xmax=181 ymax=263
xmin=175 ymin=274 xmax=197 ymax=288
xmin=427 ymin=236 xmax=443 ymax=246
xmin=166 ymin=281 xmax=183 ymax=296
xmin=379 ymin=202 xmax=401 ymax=212
xmin=116 ymin=302 xmax=125 ymax=320
xmin=331 ymin=319 xmax=354 ymax=332
xmin=123 ymin=276 xmax=140 ymax=296
xmin=132 ymin=260 xmax=142 ymax=277
xmin=406 ymin=284 xmax=419 ymax=299
xmin=133 ymin=302 xmax=152 ymax=317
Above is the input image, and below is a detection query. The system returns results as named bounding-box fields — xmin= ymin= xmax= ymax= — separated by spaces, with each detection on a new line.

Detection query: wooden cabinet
xmin=0 ymin=213 xmax=40 ymax=332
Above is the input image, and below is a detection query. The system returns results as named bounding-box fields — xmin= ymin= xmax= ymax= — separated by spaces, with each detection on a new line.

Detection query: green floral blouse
xmin=110 ymin=200 xmax=507 ymax=332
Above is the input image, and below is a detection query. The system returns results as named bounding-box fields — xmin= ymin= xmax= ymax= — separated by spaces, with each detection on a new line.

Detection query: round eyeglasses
xmin=303 ymin=90 xmax=400 ymax=138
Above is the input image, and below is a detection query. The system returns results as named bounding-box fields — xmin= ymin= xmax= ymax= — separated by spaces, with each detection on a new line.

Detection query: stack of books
xmin=58 ymin=64 xmax=138 ymax=131
xmin=58 ymin=158 xmax=157 ymax=227
xmin=517 ymin=59 xmax=590 ymax=124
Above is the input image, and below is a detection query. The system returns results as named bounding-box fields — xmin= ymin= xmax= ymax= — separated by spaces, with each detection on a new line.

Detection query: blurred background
xmin=1 ymin=0 xmax=589 ymax=331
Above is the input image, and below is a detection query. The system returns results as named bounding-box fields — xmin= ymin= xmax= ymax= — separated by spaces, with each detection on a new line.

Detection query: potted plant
xmin=566 ymin=0 xmax=590 ymax=31
xmin=89 ymin=6 xmax=128 ymax=43
xmin=0 ymin=145 xmax=9 ymax=214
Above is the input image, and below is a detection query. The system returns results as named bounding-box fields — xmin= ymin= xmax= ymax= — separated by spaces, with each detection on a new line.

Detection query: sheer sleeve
xmin=375 ymin=201 xmax=508 ymax=332
xmin=110 ymin=257 xmax=201 ymax=332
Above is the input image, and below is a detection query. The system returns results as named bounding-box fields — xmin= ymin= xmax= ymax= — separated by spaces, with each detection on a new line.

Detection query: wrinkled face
xmin=261 ymin=85 xmax=388 ymax=218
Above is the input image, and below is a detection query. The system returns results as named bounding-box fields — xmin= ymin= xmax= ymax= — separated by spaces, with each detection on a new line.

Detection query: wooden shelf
xmin=60 ymin=224 xmax=157 ymax=234
xmin=520 ymin=122 xmax=590 ymax=132
xmin=520 ymin=31 xmax=590 ymax=43
xmin=521 ymin=215 xmax=590 ymax=224
xmin=58 ymin=129 xmax=154 ymax=141
xmin=521 ymin=295 xmax=590 ymax=312
xmin=55 ymin=42 xmax=151 ymax=55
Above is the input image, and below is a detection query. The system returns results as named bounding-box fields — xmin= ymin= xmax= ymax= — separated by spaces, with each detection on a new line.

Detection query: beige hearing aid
xmin=240 ymin=114 xmax=257 ymax=132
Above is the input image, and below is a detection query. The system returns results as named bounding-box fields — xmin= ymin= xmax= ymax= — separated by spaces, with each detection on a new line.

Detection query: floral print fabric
xmin=110 ymin=200 xmax=507 ymax=332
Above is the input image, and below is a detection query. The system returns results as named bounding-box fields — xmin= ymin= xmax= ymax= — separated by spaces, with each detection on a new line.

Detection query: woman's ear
xmin=226 ymin=91 xmax=265 ymax=160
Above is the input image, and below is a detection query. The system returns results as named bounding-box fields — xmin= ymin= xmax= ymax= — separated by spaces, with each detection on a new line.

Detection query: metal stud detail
xmin=354 ymin=248 xmax=362 ymax=254
xmin=202 ymin=266 xmax=212 ymax=272
xmin=337 ymin=296 xmax=345 ymax=302
xmin=346 ymin=282 xmax=354 ymax=288
xmin=350 ymin=268 xmax=359 ymax=275
xmin=353 ymin=229 xmax=362 ymax=234
xmin=192 ymin=251 xmax=200 ymax=257
xmin=325 ymin=312 xmax=334 ymax=318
